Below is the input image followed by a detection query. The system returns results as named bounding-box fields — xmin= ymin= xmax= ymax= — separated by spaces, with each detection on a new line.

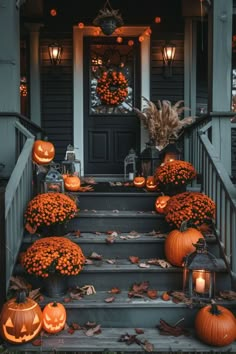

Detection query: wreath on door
xmin=96 ymin=71 xmax=128 ymax=106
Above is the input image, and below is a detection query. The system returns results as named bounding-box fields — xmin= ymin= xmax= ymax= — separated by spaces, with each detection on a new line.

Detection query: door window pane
xmin=89 ymin=43 xmax=135 ymax=115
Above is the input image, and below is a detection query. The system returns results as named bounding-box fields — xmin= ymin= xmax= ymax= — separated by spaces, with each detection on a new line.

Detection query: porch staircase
xmin=6 ymin=183 xmax=236 ymax=353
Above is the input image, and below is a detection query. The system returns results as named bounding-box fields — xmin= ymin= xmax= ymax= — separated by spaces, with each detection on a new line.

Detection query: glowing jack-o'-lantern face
xmin=155 ymin=195 xmax=170 ymax=214
xmin=64 ymin=175 xmax=81 ymax=191
xmin=146 ymin=176 xmax=158 ymax=191
xmin=0 ymin=292 xmax=43 ymax=344
xmin=42 ymin=302 xmax=66 ymax=334
xmin=32 ymin=139 xmax=55 ymax=165
xmin=133 ymin=176 xmax=146 ymax=188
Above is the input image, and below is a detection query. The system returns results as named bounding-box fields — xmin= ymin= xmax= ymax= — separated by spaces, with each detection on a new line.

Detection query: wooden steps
xmin=6 ymin=327 xmax=236 ymax=353
xmin=7 ymin=183 xmax=236 ymax=353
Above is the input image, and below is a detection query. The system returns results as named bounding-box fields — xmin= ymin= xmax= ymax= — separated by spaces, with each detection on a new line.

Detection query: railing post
xmin=0 ymin=187 xmax=6 ymax=310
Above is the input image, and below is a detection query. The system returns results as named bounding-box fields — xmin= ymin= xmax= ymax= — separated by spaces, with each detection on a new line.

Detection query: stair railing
xmin=183 ymin=113 xmax=236 ymax=287
xmin=5 ymin=121 xmax=35 ymax=294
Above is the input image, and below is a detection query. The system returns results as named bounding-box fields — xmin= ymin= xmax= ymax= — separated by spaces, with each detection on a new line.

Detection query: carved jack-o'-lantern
xmin=0 ymin=291 xmax=43 ymax=344
xmin=42 ymin=302 xmax=66 ymax=334
xmin=32 ymin=138 xmax=55 ymax=165
xmin=155 ymin=195 xmax=170 ymax=214
xmin=133 ymin=176 xmax=146 ymax=188
xmin=64 ymin=175 xmax=81 ymax=191
xmin=146 ymin=176 xmax=158 ymax=191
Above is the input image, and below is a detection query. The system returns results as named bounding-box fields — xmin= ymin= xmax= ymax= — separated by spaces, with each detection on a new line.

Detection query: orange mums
xmin=155 ymin=160 xmax=197 ymax=188
xmin=96 ymin=71 xmax=128 ymax=106
xmin=24 ymin=193 xmax=78 ymax=234
xmin=21 ymin=237 xmax=86 ymax=278
xmin=164 ymin=191 xmax=216 ymax=229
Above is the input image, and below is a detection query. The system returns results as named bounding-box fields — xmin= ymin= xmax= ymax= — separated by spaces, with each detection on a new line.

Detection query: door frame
xmin=73 ymin=26 xmax=150 ymax=176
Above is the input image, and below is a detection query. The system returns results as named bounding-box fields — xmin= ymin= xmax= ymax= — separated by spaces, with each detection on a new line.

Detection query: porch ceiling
xmin=21 ymin=0 xmax=183 ymax=28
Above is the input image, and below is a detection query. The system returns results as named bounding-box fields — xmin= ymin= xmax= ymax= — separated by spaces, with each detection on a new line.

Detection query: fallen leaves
xmin=128 ymin=281 xmax=157 ymax=299
xmin=156 ymin=318 xmax=190 ymax=337
xmin=118 ymin=332 xmax=154 ymax=352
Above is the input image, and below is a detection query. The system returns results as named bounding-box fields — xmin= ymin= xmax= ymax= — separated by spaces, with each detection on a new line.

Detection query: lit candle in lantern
xmin=195 ymin=276 xmax=205 ymax=293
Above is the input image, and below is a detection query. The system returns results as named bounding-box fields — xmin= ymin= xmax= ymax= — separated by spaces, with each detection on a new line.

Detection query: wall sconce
xmin=48 ymin=42 xmax=63 ymax=65
xmin=162 ymin=41 xmax=176 ymax=77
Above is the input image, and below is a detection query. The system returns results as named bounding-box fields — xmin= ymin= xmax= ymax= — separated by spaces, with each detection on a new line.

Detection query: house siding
xmin=40 ymin=32 xmax=74 ymax=162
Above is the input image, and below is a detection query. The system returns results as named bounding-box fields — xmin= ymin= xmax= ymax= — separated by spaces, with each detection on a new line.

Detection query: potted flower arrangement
xmin=163 ymin=191 xmax=216 ymax=230
xmin=154 ymin=160 xmax=197 ymax=195
xmin=20 ymin=236 xmax=86 ymax=297
xmin=24 ymin=192 xmax=78 ymax=235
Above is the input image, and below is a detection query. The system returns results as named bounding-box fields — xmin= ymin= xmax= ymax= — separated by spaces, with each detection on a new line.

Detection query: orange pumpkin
xmin=42 ymin=302 xmax=66 ymax=334
xmin=64 ymin=175 xmax=81 ymax=191
xmin=195 ymin=303 xmax=236 ymax=346
xmin=165 ymin=221 xmax=204 ymax=267
xmin=0 ymin=291 xmax=43 ymax=344
xmin=145 ymin=176 xmax=158 ymax=191
xmin=32 ymin=138 xmax=55 ymax=165
xmin=133 ymin=176 xmax=146 ymax=188
xmin=155 ymin=195 xmax=170 ymax=213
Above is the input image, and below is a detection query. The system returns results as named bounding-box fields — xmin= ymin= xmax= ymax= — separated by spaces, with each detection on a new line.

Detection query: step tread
xmin=39 ymin=290 xmax=236 ymax=309
xmin=7 ymin=327 xmax=236 ymax=352
xmin=23 ymin=232 xmax=217 ymax=244
xmin=77 ymin=210 xmax=159 ymax=217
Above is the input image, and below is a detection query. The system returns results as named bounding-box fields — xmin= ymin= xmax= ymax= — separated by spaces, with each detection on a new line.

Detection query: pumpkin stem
xmin=16 ymin=290 xmax=27 ymax=304
xmin=209 ymin=302 xmax=221 ymax=315
xmin=52 ymin=302 xmax=58 ymax=307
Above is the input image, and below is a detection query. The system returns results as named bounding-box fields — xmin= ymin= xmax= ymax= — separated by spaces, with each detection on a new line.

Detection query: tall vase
xmin=42 ymin=273 xmax=68 ymax=298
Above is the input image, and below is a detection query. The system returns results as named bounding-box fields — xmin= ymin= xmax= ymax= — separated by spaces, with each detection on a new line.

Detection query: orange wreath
xmin=96 ymin=71 xmax=128 ymax=106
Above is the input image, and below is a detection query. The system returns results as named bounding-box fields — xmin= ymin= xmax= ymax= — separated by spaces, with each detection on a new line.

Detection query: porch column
xmin=25 ymin=23 xmax=43 ymax=126
xmin=0 ymin=0 xmax=20 ymax=111
xmin=208 ymin=0 xmax=233 ymax=175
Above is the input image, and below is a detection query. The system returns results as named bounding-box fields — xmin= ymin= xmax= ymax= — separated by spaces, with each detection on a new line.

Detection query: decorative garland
xmin=96 ymin=71 xmax=128 ymax=106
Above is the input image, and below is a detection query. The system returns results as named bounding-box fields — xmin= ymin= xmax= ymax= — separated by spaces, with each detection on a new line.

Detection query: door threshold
xmin=83 ymin=174 xmax=125 ymax=182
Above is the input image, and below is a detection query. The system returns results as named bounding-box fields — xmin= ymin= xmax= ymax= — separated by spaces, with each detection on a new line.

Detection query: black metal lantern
xmin=161 ymin=140 xmax=182 ymax=163
xmin=162 ymin=41 xmax=176 ymax=77
xmin=183 ymin=238 xmax=224 ymax=300
xmin=139 ymin=143 xmax=162 ymax=177
xmin=43 ymin=168 xmax=64 ymax=193
xmin=48 ymin=42 xmax=63 ymax=65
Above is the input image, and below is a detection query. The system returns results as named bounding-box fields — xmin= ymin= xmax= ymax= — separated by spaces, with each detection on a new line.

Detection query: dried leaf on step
xmin=32 ymin=339 xmax=42 ymax=346
xmin=135 ymin=328 xmax=144 ymax=334
xmin=147 ymin=289 xmax=158 ymax=299
xmin=70 ymin=322 xmax=81 ymax=330
xmin=127 ymin=234 xmax=141 ymax=239
xmin=63 ymin=297 xmax=72 ymax=303
xmin=106 ymin=258 xmax=116 ymax=264
xmin=88 ymin=252 xmax=103 ymax=260
xmin=129 ymin=256 xmax=140 ymax=264
xmin=74 ymin=230 xmax=81 ymax=237
xmin=218 ymin=290 xmax=236 ymax=300
xmin=112 ymin=209 xmax=119 ymax=213
xmin=68 ymin=327 xmax=75 ymax=334
xmin=128 ymin=281 xmax=150 ymax=297
xmin=142 ymin=340 xmax=154 ymax=352
xmin=147 ymin=258 xmax=172 ymax=268
xmin=85 ymin=258 xmax=93 ymax=264
xmin=104 ymin=296 xmax=116 ymax=303
xmin=129 ymin=230 xmax=139 ymax=236
xmin=25 ymin=222 xmax=37 ymax=234
xmin=170 ymin=291 xmax=193 ymax=306
xmin=138 ymin=263 xmax=150 ymax=268
xmin=95 ymin=231 xmax=101 ymax=235
xmin=118 ymin=333 xmax=140 ymax=345
xmin=108 ymin=287 xmax=121 ymax=294
xmin=85 ymin=321 xmax=97 ymax=328
xmin=85 ymin=324 xmax=101 ymax=336
xmin=107 ymin=230 xmax=118 ymax=235
xmin=106 ymin=235 xmax=116 ymax=244
xmin=80 ymin=285 xmax=96 ymax=295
